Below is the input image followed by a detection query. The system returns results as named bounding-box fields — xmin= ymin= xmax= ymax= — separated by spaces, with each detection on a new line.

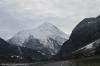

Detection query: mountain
xmin=0 ymin=38 xmax=19 ymax=56
xmin=54 ymin=15 xmax=100 ymax=60
xmin=94 ymin=39 xmax=100 ymax=55
xmin=0 ymin=37 xmax=47 ymax=61
xmin=8 ymin=22 xmax=68 ymax=56
xmin=71 ymin=39 xmax=99 ymax=58
xmin=72 ymin=38 xmax=100 ymax=58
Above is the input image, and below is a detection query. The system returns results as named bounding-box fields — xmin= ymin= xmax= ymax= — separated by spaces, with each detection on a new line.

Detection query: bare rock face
xmin=54 ymin=15 xmax=100 ymax=60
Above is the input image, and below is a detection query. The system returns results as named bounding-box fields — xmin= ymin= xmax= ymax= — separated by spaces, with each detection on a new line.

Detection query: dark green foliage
xmin=75 ymin=56 xmax=100 ymax=66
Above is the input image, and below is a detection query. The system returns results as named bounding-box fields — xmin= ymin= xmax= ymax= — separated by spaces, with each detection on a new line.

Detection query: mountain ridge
xmin=54 ymin=15 xmax=100 ymax=60
xmin=8 ymin=22 xmax=69 ymax=56
xmin=0 ymin=37 xmax=47 ymax=60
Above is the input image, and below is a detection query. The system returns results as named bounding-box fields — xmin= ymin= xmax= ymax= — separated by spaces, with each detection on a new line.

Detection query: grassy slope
xmin=74 ymin=56 xmax=100 ymax=66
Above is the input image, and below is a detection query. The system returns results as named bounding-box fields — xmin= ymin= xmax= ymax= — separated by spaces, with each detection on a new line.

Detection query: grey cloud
xmin=0 ymin=0 xmax=100 ymax=39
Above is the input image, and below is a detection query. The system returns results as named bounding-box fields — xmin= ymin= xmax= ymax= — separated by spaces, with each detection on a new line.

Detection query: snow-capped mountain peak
xmin=8 ymin=22 xmax=69 ymax=55
xmin=38 ymin=22 xmax=56 ymax=28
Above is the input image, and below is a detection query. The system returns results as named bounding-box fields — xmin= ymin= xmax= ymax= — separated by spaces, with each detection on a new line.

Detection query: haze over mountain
xmin=8 ymin=22 xmax=69 ymax=56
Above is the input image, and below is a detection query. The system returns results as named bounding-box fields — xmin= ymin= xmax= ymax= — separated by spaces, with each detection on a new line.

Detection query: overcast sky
xmin=0 ymin=0 xmax=100 ymax=40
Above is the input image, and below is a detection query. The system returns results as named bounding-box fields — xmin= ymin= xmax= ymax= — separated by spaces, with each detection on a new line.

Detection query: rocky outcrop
xmin=54 ymin=15 xmax=100 ymax=60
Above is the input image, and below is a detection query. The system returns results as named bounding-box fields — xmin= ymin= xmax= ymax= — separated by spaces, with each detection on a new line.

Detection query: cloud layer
xmin=0 ymin=0 xmax=100 ymax=39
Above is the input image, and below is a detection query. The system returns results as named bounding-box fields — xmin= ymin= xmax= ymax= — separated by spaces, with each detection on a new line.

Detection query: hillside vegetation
xmin=75 ymin=56 xmax=100 ymax=66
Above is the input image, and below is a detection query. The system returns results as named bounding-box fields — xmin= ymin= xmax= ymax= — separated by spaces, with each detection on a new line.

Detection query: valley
xmin=0 ymin=15 xmax=100 ymax=66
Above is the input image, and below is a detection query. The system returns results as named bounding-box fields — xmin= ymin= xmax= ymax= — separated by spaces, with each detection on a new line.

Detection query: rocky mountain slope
xmin=0 ymin=38 xmax=47 ymax=60
xmin=54 ymin=15 xmax=100 ymax=60
xmin=8 ymin=22 xmax=68 ymax=56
